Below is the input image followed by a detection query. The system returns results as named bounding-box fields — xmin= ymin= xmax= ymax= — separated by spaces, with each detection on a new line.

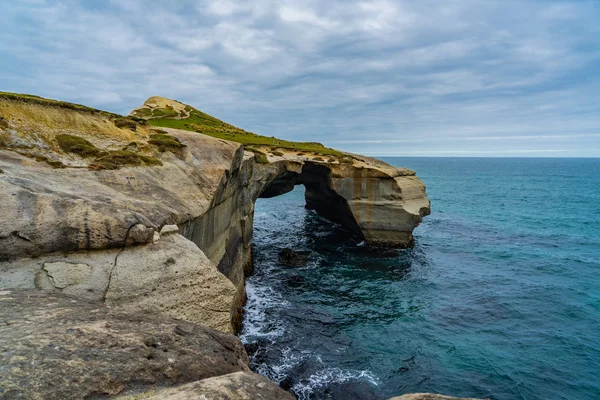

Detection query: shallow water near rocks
xmin=240 ymin=157 xmax=600 ymax=400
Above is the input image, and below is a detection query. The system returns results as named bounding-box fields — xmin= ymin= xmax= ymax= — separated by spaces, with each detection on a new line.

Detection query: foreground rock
xmin=0 ymin=290 xmax=289 ymax=399
xmin=277 ymin=248 xmax=311 ymax=267
xmin=0 ymin=230 xmax=237 ymax=333
xmin=118 ymin=372 xmax=294 ymax=400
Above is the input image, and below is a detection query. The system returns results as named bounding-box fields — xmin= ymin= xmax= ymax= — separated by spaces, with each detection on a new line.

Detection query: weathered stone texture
xmin=0 ymin=290 xmax=250 ymax=400
xmin=118 ymin=371 xmax=295 ymax=400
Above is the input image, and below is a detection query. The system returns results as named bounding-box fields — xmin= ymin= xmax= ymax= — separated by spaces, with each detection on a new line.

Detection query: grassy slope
xmin=0 ymin=92 xmax=166 ymax=169
xmin=144 ymin=106 xmax=343 ymax=156
xmin=0 ymin=93 xmax=144 ymax=147
xmin=0 ymin=91 xmax=119 ymax=117
xmin=0 ymin=91 xmax=345 ymax=158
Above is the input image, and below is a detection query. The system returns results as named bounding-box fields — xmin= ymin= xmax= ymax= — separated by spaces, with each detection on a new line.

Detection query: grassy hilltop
xmin=130 ymin=96 xmax=343 ymax=157
xmin=0 ymin=92 xmax=353 ymax=169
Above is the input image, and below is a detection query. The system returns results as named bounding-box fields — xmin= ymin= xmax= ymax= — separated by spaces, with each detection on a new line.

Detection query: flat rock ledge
xmin=0 ymin=289 xmax=290 ymax=400
xmin=118 ymin=371 xmax=294 ymax=400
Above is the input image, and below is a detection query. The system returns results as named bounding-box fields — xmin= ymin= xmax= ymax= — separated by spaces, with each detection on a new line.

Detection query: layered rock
xmin=256 ymin=154 xmax=431 ymax=247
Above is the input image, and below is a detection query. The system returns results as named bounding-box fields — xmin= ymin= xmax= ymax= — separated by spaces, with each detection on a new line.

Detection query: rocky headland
xmin=0 ymin=93 xmax=481 ymax=399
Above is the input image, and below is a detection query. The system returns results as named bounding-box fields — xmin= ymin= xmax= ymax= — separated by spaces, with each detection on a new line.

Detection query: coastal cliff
xmin=0 ymin=93 xmax=436 ymax=398
xmin=0 ymin=94 xmax=430 ymax=334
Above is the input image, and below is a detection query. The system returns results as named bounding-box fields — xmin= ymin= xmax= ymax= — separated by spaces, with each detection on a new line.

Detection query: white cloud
xmin=279 ymin=5 xmax=339 ymax=29
xmin=0 ymin=0 xmax=598 ymax=156
xmin=207 ymin=1 xmax=238 ymax=16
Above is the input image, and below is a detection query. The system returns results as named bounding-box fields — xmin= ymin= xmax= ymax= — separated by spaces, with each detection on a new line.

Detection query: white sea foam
xmin=292 ymin=367 xmax=380 ymax=400
xmin=254 ymin=346 xmax=306 ymax=383
xmin=240 ymin=282 xmax=289 ymax=343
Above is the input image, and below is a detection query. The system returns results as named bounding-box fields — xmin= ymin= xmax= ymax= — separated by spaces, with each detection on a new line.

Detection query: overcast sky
xmin=1 ymin=1 xmax=599 ymax=156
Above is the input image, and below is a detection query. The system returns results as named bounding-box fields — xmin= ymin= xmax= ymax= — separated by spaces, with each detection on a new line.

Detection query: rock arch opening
xmin=179 ymin=152 xmax=429 ymax=332
xmin=257 ymin=162 xmax=363 ymax=239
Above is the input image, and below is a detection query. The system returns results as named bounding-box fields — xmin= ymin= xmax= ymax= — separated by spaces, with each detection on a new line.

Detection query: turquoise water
xmin=240 ymin=158 xmax=600 ymax=400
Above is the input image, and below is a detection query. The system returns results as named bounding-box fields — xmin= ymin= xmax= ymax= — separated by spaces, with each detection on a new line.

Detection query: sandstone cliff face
xmin=0 ymin=94 xmax=437 ymax=399
xmin=0 ymin=122 xmax=429 ymax=333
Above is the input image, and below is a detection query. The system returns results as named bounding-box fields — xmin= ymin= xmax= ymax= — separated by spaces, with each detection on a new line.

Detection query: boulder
xmin=160 ymin=224 xmax=179 ymax=235
xmin=0 ymin=289 xmax=253 ymax=399
xmin=118 ymin=371 xmax=295 ymax=400
xmin=278 ymin=248 xmax=311 ymax=267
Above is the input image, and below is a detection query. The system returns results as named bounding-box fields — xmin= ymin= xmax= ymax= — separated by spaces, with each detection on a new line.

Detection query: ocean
xmin=240 ymin=157 xmax=600 ymax=400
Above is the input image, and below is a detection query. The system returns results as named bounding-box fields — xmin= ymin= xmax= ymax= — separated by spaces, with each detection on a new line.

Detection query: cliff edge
xmin=0 ymin=92 xmax=437 ymax=399
xmin=1 ymin=93 xmax=430 ymax=333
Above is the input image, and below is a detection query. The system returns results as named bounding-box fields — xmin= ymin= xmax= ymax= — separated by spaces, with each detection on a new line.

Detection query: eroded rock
xmin=160 ymin=224 xmax=179 ymax=235
xmin=125 ymin=224 xmax=155 ymax=246
xmin=105 ymin=233 xmax=237 ymax=332
xmin=118 ymin=371 xmax=295 ymax=400
xmin=0 ymin=234 xmax=237 ymax=332
xmin=278 ymin=248 xmax=311 ymax=267
xmin=43 ymin=261 xmax=93 ymax=289
xmin=0 ymin=289 xmax=250 ymax=400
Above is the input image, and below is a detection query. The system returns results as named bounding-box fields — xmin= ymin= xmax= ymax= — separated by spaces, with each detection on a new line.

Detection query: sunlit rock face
xmin=256 ymin=155 xmax=431 ymax=247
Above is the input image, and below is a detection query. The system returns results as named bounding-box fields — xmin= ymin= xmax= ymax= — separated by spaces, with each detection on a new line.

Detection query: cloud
xmin=0 ymin=0 xmax=599 ymax=156
xmin=278 ymin=5 xmax=339 ymax=29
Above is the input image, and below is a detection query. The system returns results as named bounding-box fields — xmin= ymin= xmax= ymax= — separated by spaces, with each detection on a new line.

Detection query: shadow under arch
xmin=258 ymin=162 xmax=363 ymax=239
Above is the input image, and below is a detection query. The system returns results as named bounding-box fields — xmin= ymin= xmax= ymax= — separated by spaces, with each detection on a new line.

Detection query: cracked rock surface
xmin=118 ymin=371 xmax=295 ymax=400
xmin=0 ymin=289 xmax=259 ymax=400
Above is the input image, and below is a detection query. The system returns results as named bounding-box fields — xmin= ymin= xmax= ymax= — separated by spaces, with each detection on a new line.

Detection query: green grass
xmin=144 ymin=108 xmax=343 ymax=156
xmin=244 ymin=147 xmax=269 ymax=164
xmin=89 ymin=150 xmax=162 ymax=170
xmin=33 ymin=154 xmax=65 ymax=168
xmin=55 ymin=133 xmax=162 ymax=170
xmin=2 ymin=91 xmax=346 ymax=162
xmin=339 ymin=155 xmax=355 ymax=164
xmin=113 ymin=117 xmax=137 ymax=131
xmin=56 ymin=134 xmax=100 ymax=157
xmin=148 ymin=133 xmax=186 ymax=153
xmin=254 ymin=153 xmax=269 ymax=164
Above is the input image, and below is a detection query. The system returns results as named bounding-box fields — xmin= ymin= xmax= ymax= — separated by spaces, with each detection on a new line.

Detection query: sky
xmin=1 ymin=0 xmax=599 ymax=157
